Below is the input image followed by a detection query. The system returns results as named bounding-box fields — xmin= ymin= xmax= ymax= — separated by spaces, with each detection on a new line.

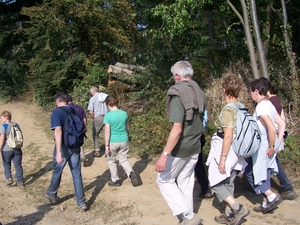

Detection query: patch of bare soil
xmin=0 ymin=101 xmax=299 ymax=225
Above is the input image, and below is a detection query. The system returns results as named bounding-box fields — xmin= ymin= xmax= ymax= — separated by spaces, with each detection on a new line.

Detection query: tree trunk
xmin=231 ymin=0 xmax=260 ymax=79
xmin=249 ymin=0 xmax=269 ymax=79
xmin=208 ymin=10 xmax=215 ymax=77
xmin=281 ymin=0 xmax=299 ymax=109
xmin=263 ymin=3 xmax=272 ymax=61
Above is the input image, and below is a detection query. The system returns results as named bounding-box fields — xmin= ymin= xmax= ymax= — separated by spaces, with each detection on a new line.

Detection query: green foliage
xmin=71 ymin=63 xmax=109 ymax=108
xmin=278 ymin=135 xmax=300 ymax=167
xmin=0 ymin=5 xmax=28 ymax=97
xmin=129 ymin=88 xmax=170 ymax=156
xmin=18 ymin=0 xmax=138 ymax=107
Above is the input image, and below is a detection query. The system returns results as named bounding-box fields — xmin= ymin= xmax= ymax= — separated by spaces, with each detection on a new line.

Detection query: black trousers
xmin=194 ymin=134 xmax=209 ymax=194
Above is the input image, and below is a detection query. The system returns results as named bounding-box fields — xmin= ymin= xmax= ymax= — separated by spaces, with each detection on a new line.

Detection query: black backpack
xmin=59 ymin=107 xmax=85 ymax=148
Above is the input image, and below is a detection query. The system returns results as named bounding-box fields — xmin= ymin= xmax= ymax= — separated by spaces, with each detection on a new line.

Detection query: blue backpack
xmin=60 ymin=107 xmax=85 ymax=148
xmin=226 ymin=103 xmax=261 ymax=158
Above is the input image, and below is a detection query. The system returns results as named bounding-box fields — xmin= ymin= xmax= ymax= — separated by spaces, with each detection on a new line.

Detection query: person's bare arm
xmin=54 ymin=126 xmax=63 ymax=164
xmin=104 ymin=124 xmax=111 ymax=156
xmin=0 ymin=134 xmax=5 ymax=151
xmin=155 ymin=122 xmax=182 ymax=172
xmin=218 ymin=127 xmax=233 ymax=174
xmin=89 ymin=110 xmax=94 ymax=120
xmin=260 ymin=114 xmax=276 ymax=157
xmin=275 ymin=112 xmax=286 ymax=143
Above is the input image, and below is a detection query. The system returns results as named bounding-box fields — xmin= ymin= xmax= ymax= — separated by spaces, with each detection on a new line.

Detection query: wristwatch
xmin=162 ymin=151 xmax=170 ymax=156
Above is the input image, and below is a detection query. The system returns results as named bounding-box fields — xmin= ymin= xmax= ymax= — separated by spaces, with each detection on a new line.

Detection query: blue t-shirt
xmin=104 ymin=109 xmax=128 ymax=143
xmin=51 ymin=106 xmax=81 ymax=130
xmin=50 ymin=106 xmax=70 ymax=130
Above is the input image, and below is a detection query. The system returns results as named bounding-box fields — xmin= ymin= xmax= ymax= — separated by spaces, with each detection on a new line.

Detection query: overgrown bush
xmin=129 ymin=88 xmax=170 ymax=156
xmin=71 ymin=63 xmax=109 ymax=108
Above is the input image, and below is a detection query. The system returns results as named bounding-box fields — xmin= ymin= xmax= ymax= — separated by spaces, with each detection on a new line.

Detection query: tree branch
xmin=227 ymin=0 xmax=244 ymax=26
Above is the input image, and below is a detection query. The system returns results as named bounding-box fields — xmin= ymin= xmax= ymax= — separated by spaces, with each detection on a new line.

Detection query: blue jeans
xmin=47 ymin=145 xmax=86 ymax=207
xmin=2 ymin=149 xmax=24 ymax=183
xmin=275 ymin=156 xmax=293 ymax=191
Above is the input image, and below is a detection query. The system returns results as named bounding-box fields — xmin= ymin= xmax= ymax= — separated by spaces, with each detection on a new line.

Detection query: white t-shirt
xmin=253 ymin=100 xmax=276 ymax=135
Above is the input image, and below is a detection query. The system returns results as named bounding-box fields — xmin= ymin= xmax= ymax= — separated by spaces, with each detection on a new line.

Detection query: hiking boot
xmin=180 ymin=213 xmax=203 ymax=225
xmin=80 ymin=204 xmax=88 ymax=211
xmin=281 ymin=190 xmax=297 ymax=200
xmin=6 ymin=178 xmax=13 ymax=186
xmin=199 ymin=190 xmax=214 ymax=199
xmin=93 ymin=151 xmax=101 ymax=158
xmin=253 ymin=205 xmax=265 ymax=213
xmin=231 ymin=204 xmax=249 ymax=225
xmin=130 ymin=171 xmax=139 ymax=187
xmin=108 ymin=180 xmax=122 ymax=187
xmin=264 ymin=194 xmax=282 ymax=214
xmin=214 ymin=213 xmax=234 ymax=224
xmin=42 ymin=190 xmax=57 ymax=204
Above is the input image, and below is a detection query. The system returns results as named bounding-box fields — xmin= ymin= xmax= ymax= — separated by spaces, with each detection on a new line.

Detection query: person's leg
xmin=212 ymin=170 xmax=237 ymax=204
xmin=2 ymin=151 xmax=13 ymax=183
xmin=195 ymin=135 xmax=210 ymax=196
xmin=275 ymin=156 xmax=293 ymax=191
xmin=275 ymin=156 xmax=297 ymax=200
xmin=118 ymin=142 xmax=133 ymax=175
xmin=118 ymin=142 xmax=139 ymax=186
xmin=68 ymin=147 xmax=86 ymax=208
xmin=47 ymin=146 xmax=67 ymax=199
xmin=106 ymin=143 xmax=120 ymax=182
xmin=93 ymin=117 xmax=104 ymax=156
xmin=156 ymin=155 xmax=194 ymax=217
xmin=176 ymin=153 xmax=199 ymax=210
xmin=11 ymin=149 xmax=24 ymax=185
xmin=213 ymin=171 xmax=249 ymax=224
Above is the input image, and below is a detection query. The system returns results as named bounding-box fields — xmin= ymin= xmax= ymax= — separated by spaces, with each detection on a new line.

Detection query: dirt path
xmin=0 ymin=101 xmax=299 ymax=225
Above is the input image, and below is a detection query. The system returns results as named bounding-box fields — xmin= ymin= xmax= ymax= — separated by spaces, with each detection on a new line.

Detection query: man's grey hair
xmin=170 ymin=61 xmax=194 ymax=78
xmin=90 ymin=86 xmax=99 ymax=93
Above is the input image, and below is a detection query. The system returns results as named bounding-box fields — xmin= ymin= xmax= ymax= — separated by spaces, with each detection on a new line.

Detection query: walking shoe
xmin=199 ymin=190 xmax=214 ymax=199
xmin=214 ymin=213 xmax=234 ymax=224
xmin=108 ymin=180 xmax=122 ymax=187
xmin=231 ymin=204 xmax=249 ymax=225
xmin=181 ymin=213 xmax=203 ymax=225
xmin=130 ymin=171 xmax=139 ymax=187
xmin=17 ymin=182 xmax=25 ymax=188
xmin=253 ymin=204 xmax=274 ymax=214
xmin=93 ymin=151 xmax=101 ymax=158
xmin=253 ymin=204 xmax=264 ymax=213
xmin=281 ymin=190 xmax=297 ymax=200
xmin=81 ymin=157 xmax=88 ymax=167
xmin=80 ymin=204 xmax=88 ymax=211
xmin=264 ymin=194 xmax=282 ymax=214
xmin=42 ymin=190 xmax=57 ymax=204
xmin=6 ymin=178 xmax=13 ymax=186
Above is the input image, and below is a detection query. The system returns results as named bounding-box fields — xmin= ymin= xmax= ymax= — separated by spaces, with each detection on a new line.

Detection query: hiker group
xmin=0 ymin=60 xmax=297 ymax=225
xmin=0 ymin=89 xmax=138 ymax=212
xmin=154 ymin=61 xmax=297 ymax=225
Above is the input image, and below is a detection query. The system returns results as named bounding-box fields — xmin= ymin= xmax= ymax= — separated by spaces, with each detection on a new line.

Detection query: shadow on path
xmin=5 ymin=205 xmax=53 ymax=225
